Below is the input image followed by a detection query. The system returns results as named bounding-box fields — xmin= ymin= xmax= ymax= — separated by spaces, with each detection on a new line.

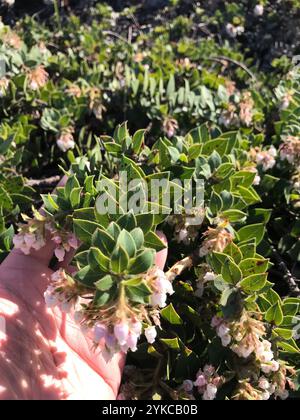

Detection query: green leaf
xmin=65 ymin=175 xmax=80 ymax=199
xmin=239 ymin=241 xmax=256 ymax=258
xmin=95 ymin=274 xmax=114 ymax=291
xmin=73 ymin=219 xmax=102 ymax=243
xmin=88 ymin=247 xmax=110 ymax=271
xmin=107 ymin=222 xmax=122 ymax=240
xmin=70 ymin=187 xmax=82 ymax=208
xmin=117 ymin=212 xmax=137 ymax=231
xmin=144 ymin=231 xmax=166 ymax=252
xmin=132 ymin=129 xmax=145 ymax=154
xmin=221 ymin=260 xmax=242 ymax=284
xmin=74 ymin=265 xmax=101 ymax=288
xmin=130 ymin=227 xmax=144 ymax=250
xmin=94 ymin=290 xmax=111 ymax=306
xmin=125 ymin=278 xmax=152 ymax=304
xmin=160 ymin=338 xmax=180 ymax=350
xmin=110 ymin=245 xmax=129 ymax=274
xmin=209 ymin=191 xmax=223 ymax=214
xmin=161 ymin=303 xmax=183 ymax=325
xmin=265 ymin=301 xmax=284 ymax=326
xmin=129 ymin=249 xmax=155 ymax=274
xmin=273 ymin=328 xmax=293 ymax=340
xmin=223 ymin=242 xmax=242 ymax=264
xmin=135 ymin=213 xmax=154 ymax=234
xmin=92 ymin=228 xmax=115 ymax=256
xmin=238 ymin=258 xmax=268 ymax=277
xmin=221 ymin=209 xmax=247 ymax=222
xmin=0 ymin=186 xmax=13 ymax=211
xmin=208 ymin=252 xmax=230 ymax=273
xmin=238 ymin=223 xmax=265 ymax=245
xmin=117 ymin=230 xmax=136 ymax=258
xmin=220 ymin=287 xmax=243 ymax=319
xmin=238 ymin=273 xmax=268 ymax=293
xmin=41 ymin=193 xmax=59 ymax=213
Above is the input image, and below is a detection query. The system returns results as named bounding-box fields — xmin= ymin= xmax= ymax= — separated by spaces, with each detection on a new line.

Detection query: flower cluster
xmin=56 ymin=128 xmax=75 ymax=152
xmin=239 ymin=92 xmax=254 ymax=126
xmin=162 ymin=117 xmax=179 ymax=138
xmin=147 ymin=267 xmax=174 ymax=308
xmin=47 ymin=226 xmax=79 ymax=262
xmin=186 ymin=364 xmax=224 ymax=400
xmin=13 ymin=213 xmax=46 ymax=254
xmin=28 ymin=65 xmax=49 ymax=90
xmin=199 ymin=221 xmax=234 ymax=257
xmin=225 ymin=23 xmax=244 ymax=38
xmin=13 ymin=212 xmax=78 ymax=261
xmin=212 ymin=313 xmax=280 ymax=373
xmin=218 ymin=103 xmax=239 ymax=128
xmin=2 ymin=30 xmax=22 ymax=49
xmin=279 ymin=135 xmax=300 ymax=165
xmin=234 ymin=365 xmax=293 ymax=401
xmin=250 ymin=146 xmax=277 ymax=171
xmin=44 ymin=268 xmax=80 ymax=313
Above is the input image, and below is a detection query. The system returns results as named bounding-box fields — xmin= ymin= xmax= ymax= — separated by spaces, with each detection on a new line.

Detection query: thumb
xmin=154 ymin=231 xmax=168 ymax=270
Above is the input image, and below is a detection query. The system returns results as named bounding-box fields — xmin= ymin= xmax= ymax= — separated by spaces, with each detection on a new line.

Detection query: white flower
xmin=114 ymin=322 xmax=130 ymax=346
xmin=261 ymin=360 xmax=280 ymax=374
xmin=56 ymin=130 xmax=75 ymax=152
xmin=183 ymin=379 xmax=194 ymax=392
xmin=203 ymin=271 xmax=216 ymax=282
xmin=217 ymin=323 xmax=230 ymax=338
xmin=54 ymin=246 xmax=65 ymax=262
xmin=202 ymin=384 xmax=218 ymax=400
xmin=261 ymin=390 xmax=270 ymax=400
xmin=258 ymin=376 xmax=270 ymax=390
xmin=254 ymin=4 xmax=264 ymax=16
xmin=253 ymin=174 xmax=261 ymax=185
xmin=150 ymin=292 xmax=167 ymax=308
xmin=126 ymin=333 xmax=138 ymax=352
xmin=221 ymin=333 xmax=231 ymax=347
xmin=94 ymin=323 xmax=108 ymax=342
xmin=194 ymin=374 xmax=207 ymax=387
xmin=226 ymin=23 xmax=237 ymax=38
xmin=145 ymin=326 xmax=157 ymax=344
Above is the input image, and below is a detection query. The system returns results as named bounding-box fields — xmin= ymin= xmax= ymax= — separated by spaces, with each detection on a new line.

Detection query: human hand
xmin=0 ymin=223 xmax=168 ymax=400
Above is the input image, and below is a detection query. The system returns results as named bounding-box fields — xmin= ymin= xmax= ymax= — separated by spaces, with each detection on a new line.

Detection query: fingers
xmin=154 ymin=231 xmax=168 ymax=270
xmin=7 ymin=176 xmax=70 ymax=268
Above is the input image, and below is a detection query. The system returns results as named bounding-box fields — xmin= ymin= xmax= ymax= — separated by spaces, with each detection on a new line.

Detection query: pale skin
xmin=0 ymin=230 xmax=168 ymax=400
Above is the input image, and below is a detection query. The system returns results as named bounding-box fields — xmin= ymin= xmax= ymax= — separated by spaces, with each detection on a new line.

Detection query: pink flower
xmin=54 ymin=247 xmax=65 ymax=262
xmin=183 ymin=380 xmax=194 ymax=392
xmin=126 ymin=333 xmax=138 ymax=352
xmin=114 ymin=322 xmax=130 ymax=346
xmin=145 ymin=326 xmax=157 ymax=344
xmin=68 ymin=234 xmax=78 ymax=249
xmin=194 ymin=374 xmax=207 ymax=387
xmin=94 ymin=323 xmax=108 ymax=342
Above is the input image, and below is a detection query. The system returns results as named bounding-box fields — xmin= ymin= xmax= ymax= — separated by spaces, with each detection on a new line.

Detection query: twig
xmin=269 ymin=241 xmax=300 ymax=297
xmin=166 ymin=256 xmax=193 ymax=282
xmin=26 ymin=175 xmax=61 ymax=187
xmin=206 ymin=55 xmax=257 ymax=80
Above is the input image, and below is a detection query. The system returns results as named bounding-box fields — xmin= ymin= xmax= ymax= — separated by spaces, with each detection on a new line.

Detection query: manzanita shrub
xmin=1 ymin=0 xmax=300 ymax=400
xmin=13 ymin=123 xmax=300 ymax=400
